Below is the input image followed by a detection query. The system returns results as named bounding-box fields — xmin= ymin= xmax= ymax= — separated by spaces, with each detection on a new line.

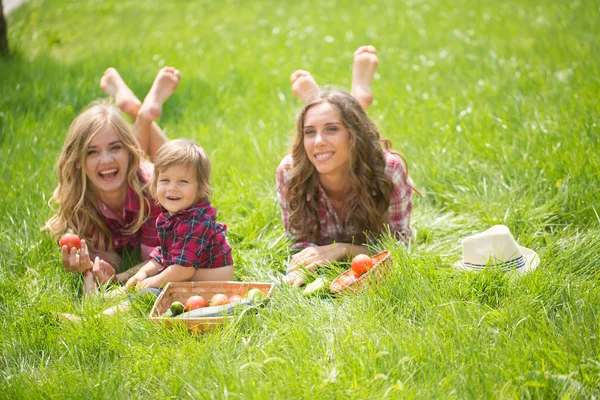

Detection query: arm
xmin=139 ymin=264 xmax=196 ymax=289
xmin=191 ymin=264 xmax=234 ymax=281
xmin=385 ymin=154 xmax=414 ymax=241
xmin=285 ymin=243 xmax=369 ymax=286
xmin=124 ymin=259 xmax=163 ymax=288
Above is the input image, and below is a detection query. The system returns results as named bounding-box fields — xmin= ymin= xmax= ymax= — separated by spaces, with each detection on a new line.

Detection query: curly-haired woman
xmin=277 ymin=46 xmax=416 ymax=285
xmin=43 ymin=67 xmax=180 ymax=292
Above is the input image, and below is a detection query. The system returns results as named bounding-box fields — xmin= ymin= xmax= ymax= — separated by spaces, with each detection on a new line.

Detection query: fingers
xmin=61 ymin=245 xmax=70 ymax=270
xmin=80 ymin=240 xmax=92 ymax=271
xmin=100 ymin=260 xmax=116 ymax=276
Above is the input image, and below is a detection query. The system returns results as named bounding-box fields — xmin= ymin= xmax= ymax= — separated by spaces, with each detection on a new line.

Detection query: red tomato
xmin=185 ymin=295 xmax=209 ymax=311
xmin=210 ymin=293 xmax=229 ymax=306
xmin=229 ymin=295 xmax=244 ymax=304
xmin=351 ymin=254 xmax=374 ymax=275
xmin=59 ymin=233 xmax=82 ymax=251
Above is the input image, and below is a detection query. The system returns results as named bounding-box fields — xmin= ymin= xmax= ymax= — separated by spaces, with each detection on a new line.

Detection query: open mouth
xmin=98 ymin=168 xmax=118 ymax=180
xmin=166 ymin=196 xmax=181 ymax=201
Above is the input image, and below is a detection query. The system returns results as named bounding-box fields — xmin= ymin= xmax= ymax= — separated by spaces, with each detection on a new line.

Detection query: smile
xmin=98 ymin=168 xmax=118 ymax=178
xmin=314 ymin=152 xmax=333 ymax=161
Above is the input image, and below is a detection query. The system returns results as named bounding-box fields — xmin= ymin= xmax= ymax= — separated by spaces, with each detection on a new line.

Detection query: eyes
xmin=303 ymin=125 xmax=339 ymax=136
xmin=86 ymin=144 xmax=123 ymax=156
xmin=158 ymin=178 xmax=190 ymax=184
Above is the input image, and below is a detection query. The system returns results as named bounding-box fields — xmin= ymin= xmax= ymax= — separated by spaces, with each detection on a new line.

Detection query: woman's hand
xmin=91 ymin=256 xmax=116 ymax=285
xmin=61 ymin=239 xmax=93 ymax=273
xmin=285 ymin=244 xmax=349 ymax=286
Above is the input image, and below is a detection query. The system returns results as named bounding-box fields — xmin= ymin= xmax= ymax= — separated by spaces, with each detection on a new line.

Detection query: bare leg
xmin=290 ymin=70 xmax=320 ymax=103
xmin=100 ymin=67 xmax=172 ymax=160
xmin=135 ymin=67 xmax=180 ymax=160
xmin=351 ymin=45 xmax=379 ymax=109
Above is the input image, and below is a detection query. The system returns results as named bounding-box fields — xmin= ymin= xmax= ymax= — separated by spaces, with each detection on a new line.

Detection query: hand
xmin=61 ymin=239 xmax=93 ymax=273
xmin=285 ymin=244 xmax=348 ymax=286
xmin=91 ymin=256 xmax=116 ymax=285
xmin=125 ymin=272 xmax=147 ymax=289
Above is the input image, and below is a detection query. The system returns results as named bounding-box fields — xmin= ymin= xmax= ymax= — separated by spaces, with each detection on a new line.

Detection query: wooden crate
xmin=329 ymin=250 xmax=392 ymax=294
xmin=149 ymin=281 xmax=275 ymax=333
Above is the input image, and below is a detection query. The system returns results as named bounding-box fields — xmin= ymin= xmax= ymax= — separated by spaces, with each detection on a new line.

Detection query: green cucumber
xmin=160 ymin=309 xmax=174 ymax=318
xmin=302 ymin=277 xmax=329 ymax=296
xmin=175 ymin=298 xmax=253 ymax=318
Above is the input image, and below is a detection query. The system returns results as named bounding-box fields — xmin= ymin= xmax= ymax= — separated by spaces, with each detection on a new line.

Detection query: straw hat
xmin=454 ymin=225 xmax=539 ymax=273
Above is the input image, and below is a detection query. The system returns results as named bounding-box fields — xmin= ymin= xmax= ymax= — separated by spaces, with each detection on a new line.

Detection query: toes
xmin=354 ymin=45 xmax=377 ymax=56
xmin=290 ymin=69 xmax=309 ymax=83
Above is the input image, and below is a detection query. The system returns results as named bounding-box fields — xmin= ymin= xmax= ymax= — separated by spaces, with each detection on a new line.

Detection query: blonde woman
xmin=278 ymin=47 xmax=416 ymax=285
xmin=43 ymin=67 xmax=180 ymax=291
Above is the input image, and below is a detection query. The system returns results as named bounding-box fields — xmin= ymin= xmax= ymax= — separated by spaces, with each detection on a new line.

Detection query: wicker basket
xmin=149 ymin=281 xmax=275 ymax=333
xmin=329 ymin=250 xmax=392 ymax=294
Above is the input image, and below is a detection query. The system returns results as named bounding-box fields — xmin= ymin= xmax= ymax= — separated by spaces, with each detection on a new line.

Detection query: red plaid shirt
xmin=96 ymin=161 xmax=161 ymax=258
xmin=149 ymin=201 xmax=233 ymax=270
xmin=276 ymin=151 xmax=413 ymax=250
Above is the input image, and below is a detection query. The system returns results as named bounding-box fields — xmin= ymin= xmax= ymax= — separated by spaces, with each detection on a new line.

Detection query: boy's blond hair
xmin=150 ymin=139 xmax=212 ymax=203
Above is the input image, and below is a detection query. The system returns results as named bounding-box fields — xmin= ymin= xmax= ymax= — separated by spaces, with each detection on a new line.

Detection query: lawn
xmin=1 ymin=0 xmax=599 ymax=398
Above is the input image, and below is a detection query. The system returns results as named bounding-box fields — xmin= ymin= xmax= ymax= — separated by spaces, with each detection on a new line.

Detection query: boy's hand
xmin=125 ymin=272 xmax=147 ymax=289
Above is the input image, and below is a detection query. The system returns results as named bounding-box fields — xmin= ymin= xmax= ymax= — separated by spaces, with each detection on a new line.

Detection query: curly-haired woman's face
xmin=84 ymin=125 xmax=130 ymax=199
xmin=303 ymin=102 xmax=351 ymax=179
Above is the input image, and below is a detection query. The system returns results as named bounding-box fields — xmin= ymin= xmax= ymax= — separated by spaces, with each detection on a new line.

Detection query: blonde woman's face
xmin=84 ymin=125 xmax=130 ymax=199
xmin=303 ymin=102 xmax=351 ymax=179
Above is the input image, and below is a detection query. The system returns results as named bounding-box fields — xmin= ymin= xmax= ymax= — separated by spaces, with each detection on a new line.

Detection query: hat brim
xmin=454 ymin=246 xmax=539 ymax=274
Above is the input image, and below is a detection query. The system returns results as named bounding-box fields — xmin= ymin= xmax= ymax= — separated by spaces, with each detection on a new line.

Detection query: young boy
xmin=125 ymin=138 xmax=234 ymax=291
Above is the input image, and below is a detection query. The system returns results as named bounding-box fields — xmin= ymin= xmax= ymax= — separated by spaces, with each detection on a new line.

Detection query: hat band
xmin=463 ymin=255 xmax=526 ymax=271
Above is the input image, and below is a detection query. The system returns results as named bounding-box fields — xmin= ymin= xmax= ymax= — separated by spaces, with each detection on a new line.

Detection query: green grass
xmin=1 ymin=0 xmax=599 ymax=398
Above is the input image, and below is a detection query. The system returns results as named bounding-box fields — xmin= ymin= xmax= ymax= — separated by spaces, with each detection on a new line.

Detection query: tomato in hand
xmin=185 ymin=295 xmax=209 ymax=311
xmin=210 ymin=293 xmax=229 ymax=306
xmin=59 ymin=233 xmax=82 ymax=251
xmin=351 ymin=254 xmax=373 ymax=276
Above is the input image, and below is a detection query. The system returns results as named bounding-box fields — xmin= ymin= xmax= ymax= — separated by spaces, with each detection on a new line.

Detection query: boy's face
xmin=156 ymin=164 xmax=200 ymax=215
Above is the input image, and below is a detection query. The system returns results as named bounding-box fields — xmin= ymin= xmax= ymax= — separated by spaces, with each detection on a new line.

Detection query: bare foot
xmin=84 ymin=270 xmax=97 ymax=295
xmin=100 ymin=68 xmax=142 ymax=117
xmin=138 ymin=67 xmax=181 ymax=121
xmin=351 ymin=45 xmax=379 ymax=109
xmin=58 ymin=313 xmax=82 ymax=323
xmin=290 ymin=70 xmax=320 ymax=103
xmin=102 ymin=302 xmax=131 ymax=316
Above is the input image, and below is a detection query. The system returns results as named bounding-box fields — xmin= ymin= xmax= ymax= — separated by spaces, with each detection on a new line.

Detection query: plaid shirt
xmin=96 ymin=161 xmax=161 ymax=256
xmin=149 ymin=201 xmax=233 ymax=270
xmin=276 ymin=151 xmax=413 ymax=250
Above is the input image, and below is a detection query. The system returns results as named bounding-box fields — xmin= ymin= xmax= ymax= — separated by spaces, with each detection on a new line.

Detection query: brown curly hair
xmin=285 ymin=90 xmax=408 ymax=242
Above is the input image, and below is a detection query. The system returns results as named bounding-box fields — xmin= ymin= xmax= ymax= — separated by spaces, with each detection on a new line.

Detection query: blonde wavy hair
xmin=43 ymin=100 xmax=150 ymax=254
xmin=149 ymin=139 xmax=212 ymax=203
xmin=286 ymin=90 xmax=410 ymax=242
